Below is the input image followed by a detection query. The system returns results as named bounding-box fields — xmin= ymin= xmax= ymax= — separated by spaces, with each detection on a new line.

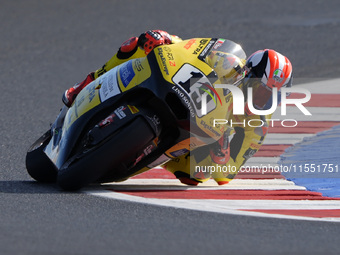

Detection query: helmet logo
xmin=273 ymin=69 xmax=285 ymax=83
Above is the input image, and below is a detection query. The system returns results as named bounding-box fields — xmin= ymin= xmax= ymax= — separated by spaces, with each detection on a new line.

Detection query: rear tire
xmin=57 ymin=117 xmax=156 ymax=191
xmin=26 ymin=131 xmax=57 ymax=183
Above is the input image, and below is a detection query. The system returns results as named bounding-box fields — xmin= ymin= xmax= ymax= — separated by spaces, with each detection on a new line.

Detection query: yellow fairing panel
xmin=153 ymin=39 xmax=215 ymax=84
xmin=117 ymin=57 xmax=152 ymax=92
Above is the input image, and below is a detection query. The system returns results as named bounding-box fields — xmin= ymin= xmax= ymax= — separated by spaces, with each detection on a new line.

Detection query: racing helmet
xmin=243 ymin=49 xmax=293 ymax=114
xmin=206 ymin=50 xmax=245 ymax=84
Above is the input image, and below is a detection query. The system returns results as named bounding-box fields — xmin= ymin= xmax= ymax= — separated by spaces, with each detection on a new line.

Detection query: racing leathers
xmin=62 ymin=30 xmax=269 ymax=186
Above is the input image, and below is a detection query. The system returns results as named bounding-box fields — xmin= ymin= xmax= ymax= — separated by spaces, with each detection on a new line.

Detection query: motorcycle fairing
xmin=44 ymin=38 xmax=247 ymax=178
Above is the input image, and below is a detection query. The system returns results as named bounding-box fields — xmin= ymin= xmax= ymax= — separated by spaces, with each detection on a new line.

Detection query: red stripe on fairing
xmin=288 ymin=93 xmax=340 ymax=107
xmin=241 ymin=209 xmax=340 ymax=218
xmin=111 ymin=189 xmax=340 ymax=200
xmin=269 ymin=121 xmax=340 ymax=134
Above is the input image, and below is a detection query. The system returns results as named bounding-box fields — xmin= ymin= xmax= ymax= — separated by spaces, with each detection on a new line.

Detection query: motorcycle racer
xmin=62 ymin=30 xmax=182 ymax=107
xmin=61 ymin=30 xmax=293 ymax=186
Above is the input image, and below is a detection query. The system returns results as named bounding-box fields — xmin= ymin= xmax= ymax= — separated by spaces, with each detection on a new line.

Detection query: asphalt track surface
xmin=1 ymin=0 xmax=340 ymax=254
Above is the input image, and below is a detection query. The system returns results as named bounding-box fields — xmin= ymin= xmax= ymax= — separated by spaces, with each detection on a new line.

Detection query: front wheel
xmin=57 ymin=117 xmax=157 ymax=191
xmin=26 ymin=130 xmax=57 ymax=183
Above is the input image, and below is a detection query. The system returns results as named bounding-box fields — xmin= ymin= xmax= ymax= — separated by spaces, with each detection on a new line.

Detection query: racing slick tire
xmin=26 ymin=130 xmax=58 ymax=183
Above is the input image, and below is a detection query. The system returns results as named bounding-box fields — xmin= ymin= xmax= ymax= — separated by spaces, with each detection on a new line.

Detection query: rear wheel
xmin=57 ymin=117 xmax=156 ymax=191
xmin=26 ymin=130 xmax=57 ymax=183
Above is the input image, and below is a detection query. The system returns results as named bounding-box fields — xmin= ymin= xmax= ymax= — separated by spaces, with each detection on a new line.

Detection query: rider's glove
xmin=138 ymin=30 xmax=172 ymax=55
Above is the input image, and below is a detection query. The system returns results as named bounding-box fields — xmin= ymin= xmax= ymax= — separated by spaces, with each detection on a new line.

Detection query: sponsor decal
xmin=273 ymin=69 xmax=285 ymax=83
xmin=171 ymin=85 xmax=195 ymax=118
xmin=163 ymin=46 xmax=171 ymax=52
xmin=166 ymin=51 xmax=175 ymax=66
xmin=200 ymin=120 xmax=220 ymax=137
xmin=98 ymin=114 xmax=115 ymax=128
xmin=119 ymin=61 xmax=135 ymax=87
xmin=146 ymin=114 xmax=161 ymax=134
xmin=184 ymin=39 xmax=196 ymax=49
xmin=158 ymin=47 xmax=169 ymax=75
xmin=114 ymin=106 xmax=127 ymax=119
xmin=96 ymin=63 xmax=107 ymax=77
xmin=144 ymin=144 xmax=154 ymax=155
xmin=86 ymin=84 xmax=96 ymax=103
xmin=134 ymin=59 xmax=144 ymax=72
xmin=213 ymin=38 xmax=225 ymax=50
xmin=98 ymin=67 xmax=121 ymax=102
xmin=193 ymin=39 xmax=209 ymax=55
xmin=199 ymin=39 xmax=216 ymax=59
xmin=127 ymin=105 xmax=139 ymax=114
xmin=170 ymin=148 xmax=189 ymax=158
xmin=243 ymin=148 xmax=257 ymax=160
xmin=133 ymin=144 xmax=155 ymax=166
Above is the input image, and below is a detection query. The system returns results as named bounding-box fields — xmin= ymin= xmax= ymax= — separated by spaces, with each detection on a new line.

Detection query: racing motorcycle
xmin=26 ymin=38 xmax=247 ymax=191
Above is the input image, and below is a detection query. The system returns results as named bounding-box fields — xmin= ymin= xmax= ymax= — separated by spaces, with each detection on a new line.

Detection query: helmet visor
xmin=249 ymin=79 xmax=273 ymax=110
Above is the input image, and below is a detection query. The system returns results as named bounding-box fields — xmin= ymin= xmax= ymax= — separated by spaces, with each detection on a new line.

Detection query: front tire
xmin=26 ymin=131 xmax=57 ymax=183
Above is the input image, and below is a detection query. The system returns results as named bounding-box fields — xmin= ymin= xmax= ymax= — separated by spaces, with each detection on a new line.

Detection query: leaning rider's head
xmin=243 ymin=49 xmax=293 ymax=115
